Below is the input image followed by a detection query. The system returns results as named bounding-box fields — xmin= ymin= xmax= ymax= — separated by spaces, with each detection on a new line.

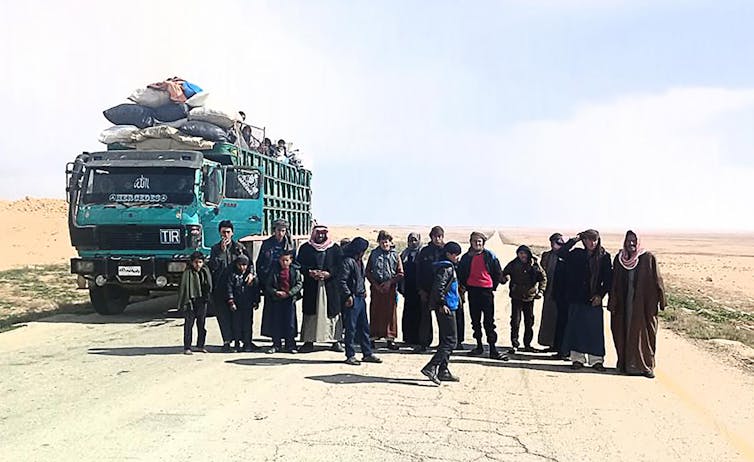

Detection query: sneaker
xmin=362 ymin=355 xmax=383 ymax=364
xmin=387 ymin=340 xmax=400 ymax=351
xmin=197 ymin=348 xmax=209 ymax=354
xmin=285 ymin=348 xmax=298 ymax=354
xmin=421 ymin=366 xmax=441 ymax=385
xmin=331 ymin=342 xmax=345 ymax=353
xmin=221 ymin=343 xmax=232 ymax=353
xmin=468 ymin=346 xmax=484 ymax=356
xmin=571 ymin=361 xmax=584 ymax=370
xmin=507 ymin=347 xmax=517 ymax=355
xmin=438 ymin=370 xmax=460 ymax=382
xmin=299 ymin=342 xmax=314 ymax=353
xmin=184 ymin=349 xmax=193 ymax=355
xmin=592 ymin=363 xmax=606 ymax=372
xmin=644 ymin=370 xmax=655 ymax=379
xmin=489 ymin=350 xmax=509 ymax=361
xmin=345 ymin=356 xmax=361 ymax=366
xmin=266 ymin=347 xmax=277 ymax=354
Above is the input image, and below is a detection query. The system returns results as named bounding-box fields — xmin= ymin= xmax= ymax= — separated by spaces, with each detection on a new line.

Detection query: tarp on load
xmin=98 ymin=125 xmax=140 ymax=144
xmin=153 ymin=103 xmax=188 ymax=122
xmin=103 ymin=104 xmax=155 ymax=129
xmin=188 ymin=106 xmax=238 ymax=129
xmin=128 ymin=88 xmax=172 ymax=108
xmin=179 ymin=120 xmax=228 ymax=142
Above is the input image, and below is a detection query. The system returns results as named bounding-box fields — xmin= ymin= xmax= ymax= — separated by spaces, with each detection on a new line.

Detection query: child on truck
xmin=264 ymin=250 xmax=303 ymax=354
xmin=225 ymin=255 xmax=260 ymax=352
xmin=177 ymin=251 xmax=213 ymax=355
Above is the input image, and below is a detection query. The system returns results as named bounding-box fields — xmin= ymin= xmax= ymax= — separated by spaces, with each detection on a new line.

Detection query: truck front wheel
xmin=89 ymin=286 xmax=130 ymax=315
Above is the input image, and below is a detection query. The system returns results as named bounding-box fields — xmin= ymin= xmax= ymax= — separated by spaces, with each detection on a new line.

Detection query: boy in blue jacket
xmin=421 ymin=242 xmax=463 ymax=385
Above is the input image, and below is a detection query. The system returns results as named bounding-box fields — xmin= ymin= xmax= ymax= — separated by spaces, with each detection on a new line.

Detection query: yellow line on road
xmin=656 ymin=369 xmax=754 ymax=462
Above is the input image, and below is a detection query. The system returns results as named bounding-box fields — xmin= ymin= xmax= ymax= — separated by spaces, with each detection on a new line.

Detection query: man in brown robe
xmin=608 ymin=231 xmax=667 ymax=379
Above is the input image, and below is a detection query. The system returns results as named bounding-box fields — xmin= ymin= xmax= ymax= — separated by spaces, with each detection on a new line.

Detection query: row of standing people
xmin=178 ymin=220 xmax=666 ymax=380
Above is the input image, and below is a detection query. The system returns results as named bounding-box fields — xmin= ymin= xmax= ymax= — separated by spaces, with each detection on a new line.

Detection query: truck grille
xmin=96 ymin=225 xmax=185 ymax=250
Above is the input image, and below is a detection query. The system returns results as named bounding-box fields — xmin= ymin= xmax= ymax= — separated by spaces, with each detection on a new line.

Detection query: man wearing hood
xmin=608 ymin=231 xmax=666 ymax=378
xmin=502 ymin=245 xmax=547 ymax=354
xmin=559 ymin=230 xmax=613 ymax=371
xmin=338 ymin=237 xmax=383 ymax=365
xmin=457 ymin=232 xmax=507 ymax=360
xmin=225 ymin=255 xmax=261 ymax=352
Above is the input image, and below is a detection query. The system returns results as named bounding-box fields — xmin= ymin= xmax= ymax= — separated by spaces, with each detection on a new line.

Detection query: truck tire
xmin=89 ymin=286 xmax=130 ymax=315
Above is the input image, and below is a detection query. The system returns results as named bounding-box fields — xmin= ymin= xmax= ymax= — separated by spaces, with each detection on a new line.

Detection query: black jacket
xmin=558 ymin=238 xmax=613 ymax=304
xmin=225 ymin=269 xmax=260 ymax=309
xmin=337 ymin=255 xmax=367 ymax=302
xmin=296 ymin=243 xmax=343 ymax=317
xmin=429 ymin=261 xmax=460 ymax=311
xmin=264 ymin=263 xmax=304 ymax=301
xmin=256 ymin=235 xmax=295 ymax=292
xmin=457 ymin=249 xmax=503 ymax=291
xmin=502 ymin=258 xmax=547 ymax=302
xmin=208 ymin=240 xmax=251 ymax=287
xmin=416 ymin=244 xmax=447 ymax=292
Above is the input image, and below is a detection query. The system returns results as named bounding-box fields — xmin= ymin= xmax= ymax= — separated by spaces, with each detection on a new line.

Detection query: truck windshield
xmin=82 ymin=167 xmax=195 ymax=205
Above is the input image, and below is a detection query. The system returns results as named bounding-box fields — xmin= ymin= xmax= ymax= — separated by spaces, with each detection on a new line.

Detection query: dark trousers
xmin=183 ymin=299 xmax=207 ymax=349
xmin=510 ymin=299 xmax=535 ymax=348
xmin=455 ymin=302 xmax=465 ymax=346
xmin=344 ymin=295 xmax=373 ymax=359
xmin=231 ymin=306 xmax=252 ymax=347
xmin=468 ymin=287 xmax=498 ymax=346
xmin=553 ymin=298 xmax=570 ymax=355
xmin=418 ymin=295 xmax=434 ymax=348
xmin=270 ymin=298 xmax=297 ymax=349
xmin=425 ymin=310 xmax=457 ymax=373
xmin=214 ymin=293 xmax=233 ymax=343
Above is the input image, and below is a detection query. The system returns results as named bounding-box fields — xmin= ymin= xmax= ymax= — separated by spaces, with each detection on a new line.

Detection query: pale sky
xmin=1 ymin=0 xmax=753 ymax=231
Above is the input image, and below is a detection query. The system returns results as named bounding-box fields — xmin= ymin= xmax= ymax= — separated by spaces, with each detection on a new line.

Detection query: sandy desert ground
xmin=1 ymin=199 xmax=753 ymax=461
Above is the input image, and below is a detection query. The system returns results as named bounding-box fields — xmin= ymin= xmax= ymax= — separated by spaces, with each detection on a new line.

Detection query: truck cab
xmin=67 ymin=146 xmax=311 ymax=315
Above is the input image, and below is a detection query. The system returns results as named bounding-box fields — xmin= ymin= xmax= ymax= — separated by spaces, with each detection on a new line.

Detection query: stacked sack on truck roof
xmin=99 ymin=77 xmax=243 ymax=150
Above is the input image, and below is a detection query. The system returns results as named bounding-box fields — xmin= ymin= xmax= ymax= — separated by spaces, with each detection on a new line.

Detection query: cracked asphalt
xmin=1 ymin=235 xmax=753 ymax=461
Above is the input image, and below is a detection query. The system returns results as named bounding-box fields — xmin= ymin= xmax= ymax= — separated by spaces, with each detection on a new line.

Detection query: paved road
xmin=1 ymin=233 xmax=753 ymax=461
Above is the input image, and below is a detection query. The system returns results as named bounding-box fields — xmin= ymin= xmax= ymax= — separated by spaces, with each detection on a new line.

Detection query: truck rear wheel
xmin=89 ymin=286 xmax=130 ymax=315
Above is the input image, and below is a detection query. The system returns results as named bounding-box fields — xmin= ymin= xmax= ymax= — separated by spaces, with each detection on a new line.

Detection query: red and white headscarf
xmin=618 ymin=230 xmax=647 ymax=270
xmin=308 ymin=226 xmax=334 ymax=251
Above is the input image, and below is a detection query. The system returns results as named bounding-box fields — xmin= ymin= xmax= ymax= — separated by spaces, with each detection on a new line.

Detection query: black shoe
xmin=299 ymin=342 xmax=314 ymax=353
xmin=387 ymin=340 xmax=400 ymax=351
xmin=421 ymin=366 xmax=440 ymax=385
xmin=221 ymin=343 xmax=232 ymax=353
xmin=266 ymin=347 xmax=277 ymax=354
xmin=592 ymin=363 xmax=606 ymax=372
xmin=454 ymin=343 xmax=466 ymax=351
xmin=490 ymin=350 xmax=509 ymax=361
xmin=345 ymin=356 xmax=361 ymax=366
xmin=644 ymin=370 xmax=655 ymax=379
xmin=507 ymin=347 xmax=517 ymax=354
xmin=468 ymin=346 xmax=484 ymax=356
xmin=412 ymin=345 xmax=428 ymax=354
xmin=571 ymin=361 xmax=584 ymax=370
xmin=543 ymin=347 xmax=558 ymax=353
xmin=438 ymin=370 xmax=460 ymax=382
xmin=521 ymin=346 xmax=537 ymax=353
xmin=331 ymin=342 xmax=345 ymax=353
xmin=362 ymin=355 xmax=383 ymax=363
xmin=284 ymin=348 xmax=298 ymax=354
xmin=249 ymin=342 xmax=261 ymax=352
xmin=183 ymin=349 xmax=193 ymax=355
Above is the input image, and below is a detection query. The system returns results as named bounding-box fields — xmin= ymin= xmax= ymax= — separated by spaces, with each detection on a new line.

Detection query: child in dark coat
xmin=177 ymin=251 xmax=213 ymax=355
xmin=225 ymin=255 xmax=260 ymax=352
xmin=264 ymin=250 xmax=304 ymax=353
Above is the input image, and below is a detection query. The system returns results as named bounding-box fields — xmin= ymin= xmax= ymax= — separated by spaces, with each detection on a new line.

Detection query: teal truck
xmin=67 ymin=143 xmax=313 ymax=315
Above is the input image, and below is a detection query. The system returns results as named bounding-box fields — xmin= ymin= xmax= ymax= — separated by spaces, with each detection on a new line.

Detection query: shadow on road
xmin=453 ymin=356 xmax=622 ymax=375
xmin=88 ymin=345 xmax=186 ymax=356
xmin=227 ymin=357 xmax=345 ymax=366
xmin=37 ymin=295 xmax=179 ymax=325
xmin=305 ymin=373 xmax=432 ymax=387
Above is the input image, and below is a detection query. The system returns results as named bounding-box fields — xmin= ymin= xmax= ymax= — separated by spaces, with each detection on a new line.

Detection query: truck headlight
xmin=95 ymin=275 xmax=108 ymax=287
xmin=155 ymin=276 xmax=168 ymax=288
xmin=167 ymin=261 xmax=187 ymax=273
xmin=75 ymin=260 xmax=95 ymax=274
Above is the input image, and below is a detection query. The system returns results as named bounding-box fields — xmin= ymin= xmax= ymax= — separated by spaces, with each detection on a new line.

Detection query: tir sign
xmin=160 ymin=229 xmax=181 ymax=245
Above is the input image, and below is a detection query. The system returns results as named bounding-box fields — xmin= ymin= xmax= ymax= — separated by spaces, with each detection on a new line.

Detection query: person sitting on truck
xmin=226 ymin=255 xmax=261 ymax=353
xmin=264 ymin=250 xmax=303 ymax=354
xmin=258 ymin=219 xmax=295 ymax=340
xmin=177 ymin=251 xmax=213 ymax=355
xmin=209 ymin=220 xmax=255 ymax=353
xmin=277 ymin=139 xmax=287 ymax=158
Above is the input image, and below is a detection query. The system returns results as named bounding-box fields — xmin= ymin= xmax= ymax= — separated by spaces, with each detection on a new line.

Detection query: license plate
xmin=118 ymin=266 xmax=142 ymax=277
